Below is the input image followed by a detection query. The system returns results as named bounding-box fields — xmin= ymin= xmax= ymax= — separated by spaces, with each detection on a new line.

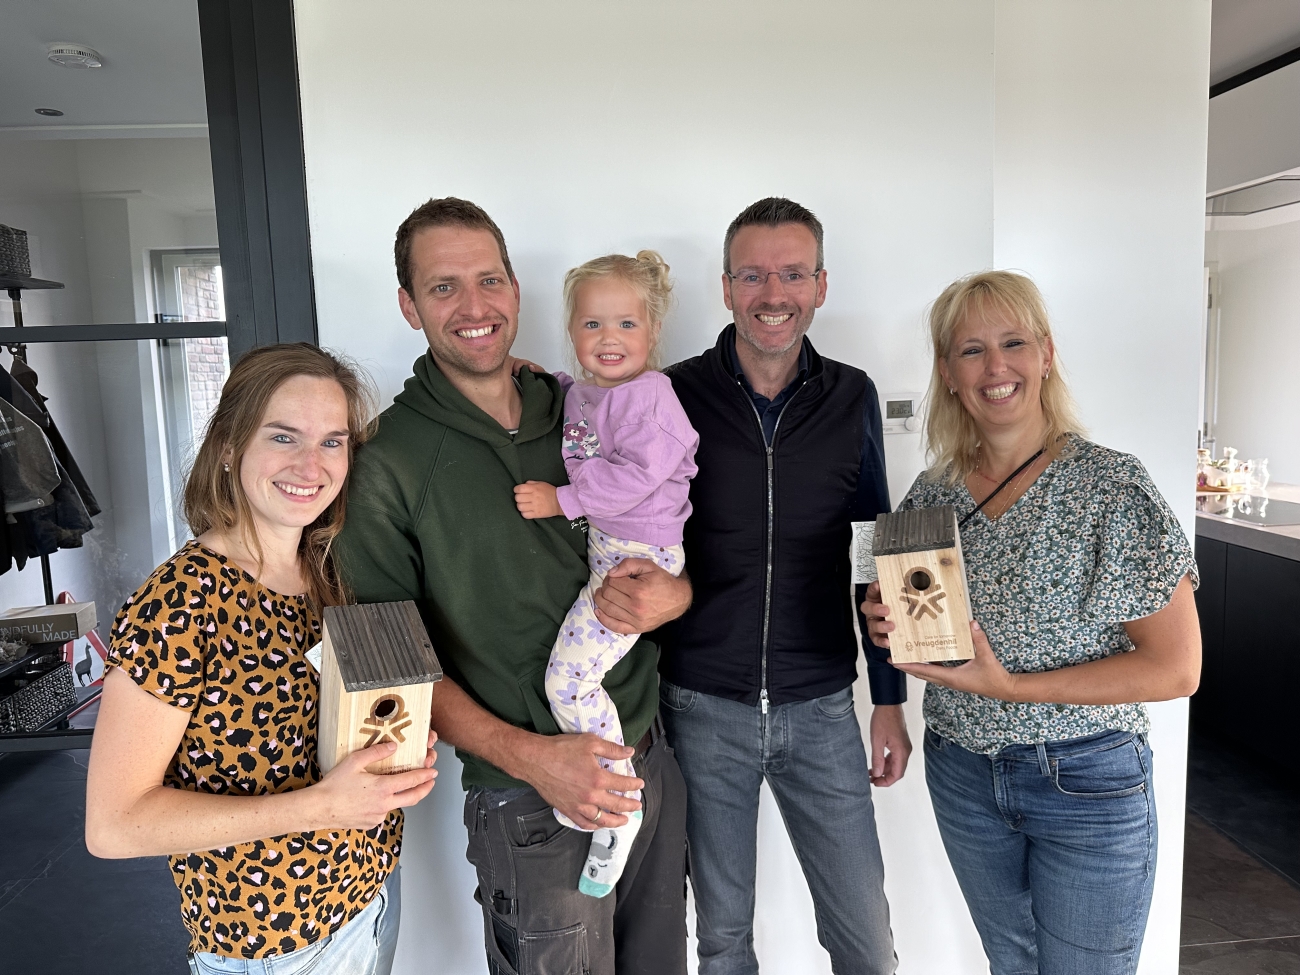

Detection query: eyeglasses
xmin=726 ymin=267 xmax=823 ymax=291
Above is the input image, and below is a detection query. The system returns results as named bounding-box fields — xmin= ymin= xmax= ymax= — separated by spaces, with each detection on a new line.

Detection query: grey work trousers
xmin=464 ymin=734 xmax=689 ymax=975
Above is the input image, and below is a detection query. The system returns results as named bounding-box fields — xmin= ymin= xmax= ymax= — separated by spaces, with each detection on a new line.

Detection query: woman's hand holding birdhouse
xmin=861 ymin=582 xmax=1020 ymax=700
xmin=313 ymin=730 xmax=439 ymax=831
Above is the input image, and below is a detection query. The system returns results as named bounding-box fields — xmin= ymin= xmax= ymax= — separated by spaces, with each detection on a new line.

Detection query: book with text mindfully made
xmin=0 ymin=602 xmax=96 ymax=645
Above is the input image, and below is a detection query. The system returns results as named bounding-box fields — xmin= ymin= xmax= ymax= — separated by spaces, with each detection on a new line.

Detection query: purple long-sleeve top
xmin=554 ymin=370 xmax=699 ymax=547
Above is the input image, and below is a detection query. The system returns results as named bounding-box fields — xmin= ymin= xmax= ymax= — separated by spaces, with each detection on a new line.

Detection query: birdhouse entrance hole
xmin=374 ymin=697 xmax=398 ymax=720
xmin=909 ymin=568 xmax=933 ymax=592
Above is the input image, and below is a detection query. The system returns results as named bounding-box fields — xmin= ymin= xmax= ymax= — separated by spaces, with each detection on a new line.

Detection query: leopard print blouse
xmin=106 ymin=542 xmax=402 ymax=958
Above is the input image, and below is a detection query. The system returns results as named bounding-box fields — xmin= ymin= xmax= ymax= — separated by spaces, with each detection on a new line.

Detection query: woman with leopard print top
xmin=86 ymin=344 xmax=438 ymax=974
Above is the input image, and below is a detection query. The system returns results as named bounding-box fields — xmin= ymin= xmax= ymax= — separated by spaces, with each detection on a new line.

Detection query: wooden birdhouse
xmin=317 ymin=601 xmax=442 ymax=775
xmin=873 ymin=505 xmax=975 ymax=664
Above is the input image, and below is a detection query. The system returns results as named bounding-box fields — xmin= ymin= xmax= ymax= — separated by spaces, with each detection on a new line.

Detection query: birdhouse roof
xmin=873 ymin=505 xmax=959 ymax=555
xmin=322 ymin=601 xmax=442 ymax=691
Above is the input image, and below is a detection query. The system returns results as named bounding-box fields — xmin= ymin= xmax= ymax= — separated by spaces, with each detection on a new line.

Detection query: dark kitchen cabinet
xmin=1191 ymin=534 xmax=1300 ymax=774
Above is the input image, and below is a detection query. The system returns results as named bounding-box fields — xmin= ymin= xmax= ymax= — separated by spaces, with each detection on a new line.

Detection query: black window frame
xmin=199 ymin=0 xmax=317 ymax=358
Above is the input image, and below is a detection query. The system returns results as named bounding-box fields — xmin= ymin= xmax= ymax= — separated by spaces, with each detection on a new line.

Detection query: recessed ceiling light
xmin=34 ymin=108 xmax=64 ymax=117
xmin=47 ymin=43 xmax=103 ymax=69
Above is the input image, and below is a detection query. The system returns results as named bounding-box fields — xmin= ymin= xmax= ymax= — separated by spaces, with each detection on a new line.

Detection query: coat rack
xmin=2 ymin=274 xmax=66 ymax=606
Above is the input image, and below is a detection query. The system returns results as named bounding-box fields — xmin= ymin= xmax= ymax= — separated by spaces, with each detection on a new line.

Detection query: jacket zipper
xmin=735 ymin=378 xmax=805 ymax=715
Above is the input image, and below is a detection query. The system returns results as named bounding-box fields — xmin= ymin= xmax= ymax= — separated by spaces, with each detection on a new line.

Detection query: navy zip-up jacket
xmin=659 ymin=325 xmax=906 ymax=708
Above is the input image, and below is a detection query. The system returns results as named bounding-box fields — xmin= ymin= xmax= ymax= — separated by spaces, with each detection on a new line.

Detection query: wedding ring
xmin=593 ymin=808 xmax=603 ymax=825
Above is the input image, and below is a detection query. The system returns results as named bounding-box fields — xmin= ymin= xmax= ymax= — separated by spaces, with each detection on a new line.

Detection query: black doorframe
xmin=199 ymin=0 xmax=317 ymax=359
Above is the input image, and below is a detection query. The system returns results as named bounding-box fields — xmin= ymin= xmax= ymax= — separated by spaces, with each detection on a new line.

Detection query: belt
xmin=632 ymin=711 xmax=666 ymax=758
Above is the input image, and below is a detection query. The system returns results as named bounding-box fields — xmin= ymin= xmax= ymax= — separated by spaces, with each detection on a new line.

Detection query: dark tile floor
xmin=1187 ymin=730 xmax=1300 ymax=887
xmin=1180 ymin=730 xmax=1300 ymax=974
xmin=4 ymin=727 xmax=1298 ymax=974
xmin=0 ymin=748 xmax=188 ymax=974
xmin=1180 ymin=813 xmax=1300 ymax=973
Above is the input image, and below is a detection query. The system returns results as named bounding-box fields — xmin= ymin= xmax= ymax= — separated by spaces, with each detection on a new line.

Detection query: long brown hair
xmin=183 ymin=343 xmax=378 ymax=608
xmin=923 ymin=271 xmax=1084 ymax=485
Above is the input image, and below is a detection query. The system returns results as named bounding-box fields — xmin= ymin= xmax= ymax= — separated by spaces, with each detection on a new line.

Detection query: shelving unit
xmin=0 ymin=642 xmax=100 ymax=753
xmin=0 ymin=687 xmax=100 ymax=753
xmin=0 ymin=278 xmax=106 ymax=754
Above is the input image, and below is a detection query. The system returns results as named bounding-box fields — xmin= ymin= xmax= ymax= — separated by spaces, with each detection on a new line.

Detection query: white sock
xmin=578 ymin=810 xmax=643 ymax=898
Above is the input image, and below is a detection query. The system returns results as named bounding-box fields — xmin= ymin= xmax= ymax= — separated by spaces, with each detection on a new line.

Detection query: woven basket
xmin=0 ymin=225 xmax=31 ymax=279
xmin=0 ymin=660 xmax=76 ymax=734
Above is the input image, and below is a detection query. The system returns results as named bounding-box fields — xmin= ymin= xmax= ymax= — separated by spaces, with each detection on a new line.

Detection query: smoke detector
xmin=47 ymin=43 xmax=103 ymax=69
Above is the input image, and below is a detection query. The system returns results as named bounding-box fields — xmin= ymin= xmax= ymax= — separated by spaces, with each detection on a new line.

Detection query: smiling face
xmin=938 ymin=302 xmax=1053 ymax=438
xmin=397 ymin=225 xmax=520 ymax=379
xmin=236 ymin=375 xmax=351 ymax=538
xmin=569 ymin=276 xmax=654 ymax=388
xmin=723 ymin=223 xmax=827 ymax=357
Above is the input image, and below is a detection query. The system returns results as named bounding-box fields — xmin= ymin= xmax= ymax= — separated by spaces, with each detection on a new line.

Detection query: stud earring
xmin=223 ymin=463 xmax=231 ymax=472
xmin=948 ymin=387 xmax=956 ymax=395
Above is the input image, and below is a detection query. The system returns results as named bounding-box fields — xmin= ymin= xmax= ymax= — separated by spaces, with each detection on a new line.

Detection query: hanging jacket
xmin=0 ymin=397 xmax=60 ymax=513
xmin=0 ymin=361 xmax=100 ymax=517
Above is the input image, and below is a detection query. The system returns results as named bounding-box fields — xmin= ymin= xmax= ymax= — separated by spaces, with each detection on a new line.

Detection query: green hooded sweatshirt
xmin=335 ymin=352 xmax=660 ymax=789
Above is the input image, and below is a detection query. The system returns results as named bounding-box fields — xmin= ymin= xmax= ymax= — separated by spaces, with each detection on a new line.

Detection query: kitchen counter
xmin=1194 ymin=483 xmax=1300 ymax=563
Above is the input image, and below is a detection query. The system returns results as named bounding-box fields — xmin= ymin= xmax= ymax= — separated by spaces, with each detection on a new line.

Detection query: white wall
xmin=992 ymin=5 xmax=1210 ymax=973
xmin=294 ymin=2 xmax=1210 ymax=972
xmin=1204 ymin=216 xmax=1300 ymax=484
xmin=1207 ymin=59 xmax=1300 ymax=193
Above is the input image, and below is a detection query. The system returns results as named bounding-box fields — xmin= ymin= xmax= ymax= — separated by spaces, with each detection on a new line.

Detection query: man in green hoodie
xmin=335 ymin=197 xmax=693 ymax=975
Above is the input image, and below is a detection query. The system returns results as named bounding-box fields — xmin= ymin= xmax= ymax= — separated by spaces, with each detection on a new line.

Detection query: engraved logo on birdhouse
xmin=359 ymin=694 xmax=412 ymax=747
xmin=900 ymin=567 xmax=947 ymax=620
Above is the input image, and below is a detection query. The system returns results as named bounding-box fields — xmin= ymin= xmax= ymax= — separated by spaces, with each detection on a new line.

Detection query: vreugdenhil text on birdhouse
xmin=873 ymin=505 xmax=975 ymax=664
xmin=317 ymin=601 xmax=442 ymax=775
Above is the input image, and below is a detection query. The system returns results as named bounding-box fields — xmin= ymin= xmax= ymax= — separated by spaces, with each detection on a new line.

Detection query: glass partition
xmin=0 ymin=2 xmax=221 ymax=619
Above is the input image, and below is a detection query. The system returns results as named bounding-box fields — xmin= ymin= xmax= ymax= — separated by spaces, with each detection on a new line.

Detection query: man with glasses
xmin=659 ymin=197 xmax=909 ymax=974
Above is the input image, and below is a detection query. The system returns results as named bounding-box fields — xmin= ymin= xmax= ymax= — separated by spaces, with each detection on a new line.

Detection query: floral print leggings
xmin=546 ymin=526 xmax=684 ymax=829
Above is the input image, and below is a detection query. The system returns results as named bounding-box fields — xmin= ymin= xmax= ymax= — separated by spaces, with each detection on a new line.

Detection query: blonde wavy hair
xmin=183 ymin=343 xmax=379 ymax=608
xmin=563 ymin=250 xmax=673 ymax=375
xmin=924 ymin=271 xmax=1084 ymax=484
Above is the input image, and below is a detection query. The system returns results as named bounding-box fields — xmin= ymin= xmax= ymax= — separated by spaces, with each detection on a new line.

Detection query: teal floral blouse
xmin=896 ymin=437 xmax=1197 ymax=754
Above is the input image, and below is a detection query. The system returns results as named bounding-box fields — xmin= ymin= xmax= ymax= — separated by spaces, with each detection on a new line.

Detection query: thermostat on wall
xmin=881 ymin=393 xmax=923 ymax=434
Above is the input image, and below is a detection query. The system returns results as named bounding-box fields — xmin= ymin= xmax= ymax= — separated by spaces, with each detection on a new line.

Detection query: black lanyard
xmin=958 ymin=448 xmax=1045 ymax=529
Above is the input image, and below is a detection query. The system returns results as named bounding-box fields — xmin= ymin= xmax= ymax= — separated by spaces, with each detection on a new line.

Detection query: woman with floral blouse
xmin=864 ymin=271 xmax=1200 ymax=975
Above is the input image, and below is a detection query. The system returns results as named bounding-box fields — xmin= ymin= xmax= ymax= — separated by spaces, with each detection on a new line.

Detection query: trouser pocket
xmin=519 ymin=923 xmax=589 ymax=975
xmin=483 ymin=904 xmax=521 ymax=975
xmin=1048 ymin=733 xmax=1149 ymax=799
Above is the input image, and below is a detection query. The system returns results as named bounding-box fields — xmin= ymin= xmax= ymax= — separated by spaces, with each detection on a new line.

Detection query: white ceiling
xmin=1211 ymin=0 xmax=1300 ymax=87
xmin=0 ymin=0 xmax=208 ymax=132
xmin=2 ymin=0 xmax=1298 ymax=131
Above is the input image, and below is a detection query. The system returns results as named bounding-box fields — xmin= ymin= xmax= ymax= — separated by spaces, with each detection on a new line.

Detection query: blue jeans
xmin=660 ymin=681 xmax=896 ymax=975
xmin=188 ymin=865 xmax=401 ymax=975
xmin=924 ymin=728 xmax=1157 ymax=975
